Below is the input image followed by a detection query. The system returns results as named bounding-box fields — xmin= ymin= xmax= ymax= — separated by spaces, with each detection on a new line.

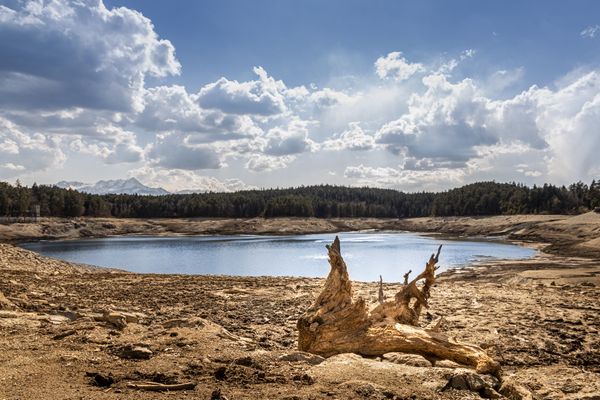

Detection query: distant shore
xmin=2 ymin=212 xmax=600 ymax=259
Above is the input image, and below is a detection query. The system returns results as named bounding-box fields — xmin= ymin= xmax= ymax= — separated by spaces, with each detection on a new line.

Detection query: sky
xmin=1 ymin=0 xmax=600 ymax=192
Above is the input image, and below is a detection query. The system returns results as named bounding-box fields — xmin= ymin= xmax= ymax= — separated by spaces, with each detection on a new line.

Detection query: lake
xmin=19 ymin=232 xmax=535 ymax=282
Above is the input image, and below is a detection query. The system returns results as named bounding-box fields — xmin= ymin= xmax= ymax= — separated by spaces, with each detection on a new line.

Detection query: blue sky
xmin=103 ymin=0 xmax=600 ymax=89
xmin=1 ymin=0 xmax=600 ymax=192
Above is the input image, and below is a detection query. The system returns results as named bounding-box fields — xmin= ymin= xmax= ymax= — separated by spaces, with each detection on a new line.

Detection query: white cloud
xmin=0 ymin=117 xmax=65 ymax=178
xmin=343 ymin=164 xmax=466 ymax=191
xmin=263 ymin=118 xmax=317 ymax=156
xmin=322 ymin=122 xmax=375 ymax=151
xmin=581 ymin=25 xmax=600 ymax=38
xmin=375 ymin=52 xmax=425 ymax=81
xmin=147 ymin=132 xmax=223 ymax=170
xmin=245 ymin=154 xmax=295 ymax=172
xmin=0 ymin=0 xmax=180 ymax=113
xmin=129 ymin=167 xmax=256 ymax=193
xmin=197 ymin=66 xmax=287 ymax=116
xmin=137 ymin=85 xmax=261 ymax=141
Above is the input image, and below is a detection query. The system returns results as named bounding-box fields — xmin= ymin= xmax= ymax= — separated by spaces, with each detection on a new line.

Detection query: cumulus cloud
xmin=343 ymin=163 xmax=466 ymax=191
xmin=0 ymin=117 xmax=65 ymax=178
xmin=322 ymin=122 xmax=375 ymax=151
xmin=129 ymin=167 xmax=256 ymax=193
xmin=65 ymin=124 xmax=144 ymax=164
xmin=0 ymin=0 xmax=180 ymax=113
xmin=136 ymin=85 xmax=260 ymax=141
xmin=375 ymin=52 xmax=425 ymax=81
xmin=147 ymin=133 xmax=222 ymax=170
xmin=375 ymin=74 xmax=497 ymax=162
xmin=245 ymin=154 xmax=295 ymax=172
xmin=262 ymin=118 xmax=317 ymax=156
xmin=197 ymin=67 xmax=287 ymax=116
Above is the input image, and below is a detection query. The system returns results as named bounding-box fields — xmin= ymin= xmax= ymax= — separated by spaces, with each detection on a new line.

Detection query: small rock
xmin=211 ymin=388 xmax=229 ymax=400
xmin=354 ymin=382 xmax=377 ymax=396
xmin=292 ymin=373 xmax=314 ymax=385
xmin=45 ymin=314 xmax=71 ymax=325
xmin=114 ymin=344 xmax=153 ymax=360
xmin=443 ymin=372 xmax=500 ymax=398
xmin=498 ymin=377 xmax=533 ymax=400
xmin=102 ymin=311 xmax=127 ymax=330
xmin=58 ymin=310 xmax=79 ymax=321
xmin=233 ymin=356 xmax=262 ymax=369
xmin=279 ymin=351 xmax=325 ymax=365
xmin=52 ymin=329 xmax=76 ymax=340
xmin=119 ymin=311 xmax=145 ymax=324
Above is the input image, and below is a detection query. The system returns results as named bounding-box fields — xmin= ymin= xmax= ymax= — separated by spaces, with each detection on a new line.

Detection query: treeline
xmin=0 ymin=180 xmax=599 ymax=219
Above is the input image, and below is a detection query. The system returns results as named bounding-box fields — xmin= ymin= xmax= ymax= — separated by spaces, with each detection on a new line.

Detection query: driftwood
xmin=297 ymin=236 xmax=500 ymax=375
xmin=127 ymin=382 xmax=196 ymax=391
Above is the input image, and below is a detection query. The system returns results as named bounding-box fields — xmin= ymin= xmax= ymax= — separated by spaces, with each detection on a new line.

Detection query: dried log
xmin=127 ymin=382 xmax=196 ymax=391
xmin=297 ymin=236 xmax=500 ymax=375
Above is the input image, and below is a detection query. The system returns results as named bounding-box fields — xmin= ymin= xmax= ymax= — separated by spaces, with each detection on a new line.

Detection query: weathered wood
xmin=297 ymin=236 xmax=500 ymax=375
xmin=127 ymin=382 xmax=196 ymax=391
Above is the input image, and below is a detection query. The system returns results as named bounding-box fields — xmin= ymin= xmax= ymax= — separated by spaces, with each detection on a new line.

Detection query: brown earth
xmin=1 ymin=214 xmax=599 ymax=399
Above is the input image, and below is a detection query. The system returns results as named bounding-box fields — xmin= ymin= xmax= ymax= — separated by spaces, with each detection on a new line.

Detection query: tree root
xmin=297 ymin=236 xmax=500 ymax=375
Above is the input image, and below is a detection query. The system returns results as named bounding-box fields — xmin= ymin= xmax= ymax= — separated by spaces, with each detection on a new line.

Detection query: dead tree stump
xmin=297 ymin=236 xmax=500 ymax=375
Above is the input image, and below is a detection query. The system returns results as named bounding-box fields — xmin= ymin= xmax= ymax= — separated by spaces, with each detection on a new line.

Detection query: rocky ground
xmin=1 ymin=215 xmax=599 ymax=399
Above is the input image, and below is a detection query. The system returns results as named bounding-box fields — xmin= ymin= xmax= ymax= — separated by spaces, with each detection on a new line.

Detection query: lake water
xmin=20 ymin=232 xmax=535 ymax=282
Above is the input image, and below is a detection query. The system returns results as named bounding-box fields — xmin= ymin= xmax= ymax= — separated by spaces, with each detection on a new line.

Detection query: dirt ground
xmin=1 ymin=215 xmax=599 ymax=399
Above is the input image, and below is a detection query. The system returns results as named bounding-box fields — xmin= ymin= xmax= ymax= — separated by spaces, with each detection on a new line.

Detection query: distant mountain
xmin=54 ymin=178 xmax=169 ymax=196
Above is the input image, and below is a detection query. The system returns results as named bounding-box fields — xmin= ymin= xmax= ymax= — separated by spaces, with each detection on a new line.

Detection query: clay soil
xmin=1 ymin=214 xmax=599 ymax=399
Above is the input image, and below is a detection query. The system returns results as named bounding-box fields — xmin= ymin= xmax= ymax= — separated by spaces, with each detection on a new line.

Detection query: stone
xmin=498 ymin=377 xmax=533 ymax=400
xmin=210 ymin=388 xmax=229 ymax=400
xmin=114 ymin=344 xmax=153 ymax=360
xmin=44 ymin=314 xmax=71 ymax=325
xmin=102 ymin=311 xmax=127 ymax=329
xmin=278 ymin=351 xmax=325 ymax=365
xmin=443 ymin=372 xmax=501 ymax=399
xmin=232 ymin=356 xmax=262 ymax=369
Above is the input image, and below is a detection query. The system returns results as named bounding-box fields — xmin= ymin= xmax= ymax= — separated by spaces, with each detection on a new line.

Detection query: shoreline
xmin=3 ymin=212 xmax=599 ymax=259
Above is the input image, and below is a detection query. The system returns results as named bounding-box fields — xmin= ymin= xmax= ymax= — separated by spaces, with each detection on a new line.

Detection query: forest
xmin=0 ymin=180 xmax=599 ymax=219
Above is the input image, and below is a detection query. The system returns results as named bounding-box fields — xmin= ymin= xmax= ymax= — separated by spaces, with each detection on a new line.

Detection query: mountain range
xmin=55 ymin=178 xmax=170 ymax=196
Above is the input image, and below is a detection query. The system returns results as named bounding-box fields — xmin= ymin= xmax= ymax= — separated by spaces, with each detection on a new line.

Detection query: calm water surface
xmin=20 ymin=232 xmax=535 ymax=282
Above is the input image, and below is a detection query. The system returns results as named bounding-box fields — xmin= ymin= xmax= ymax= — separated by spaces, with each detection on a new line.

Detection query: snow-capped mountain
xmin=54 ymin=178 xmax=169 ymax=196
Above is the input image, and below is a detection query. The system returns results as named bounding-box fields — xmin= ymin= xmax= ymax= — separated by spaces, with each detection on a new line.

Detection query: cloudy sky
xmin=1 ymin=0 xmax=600 ymax=192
